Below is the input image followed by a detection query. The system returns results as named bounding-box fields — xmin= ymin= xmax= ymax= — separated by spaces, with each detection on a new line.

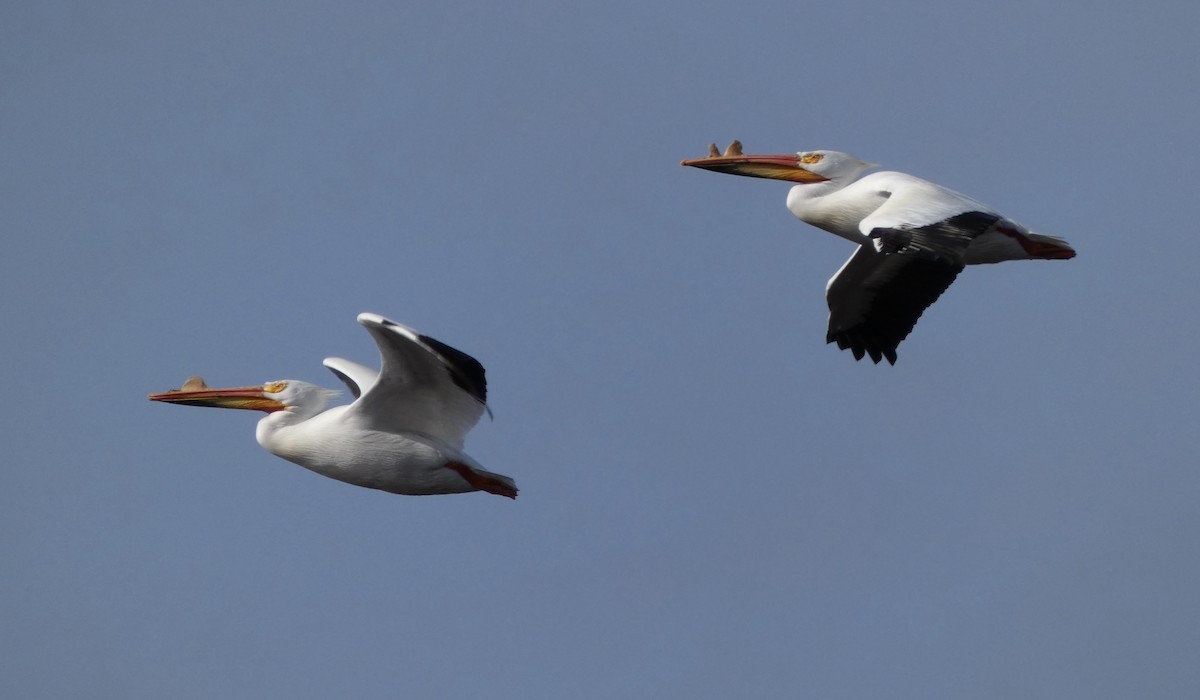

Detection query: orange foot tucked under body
xmin=444 ymin=461 xmax=518 ymax=499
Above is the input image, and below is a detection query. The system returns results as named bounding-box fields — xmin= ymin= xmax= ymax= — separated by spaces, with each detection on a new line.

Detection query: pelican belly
xmin=269 ymin=427 xmax=478 ymax=495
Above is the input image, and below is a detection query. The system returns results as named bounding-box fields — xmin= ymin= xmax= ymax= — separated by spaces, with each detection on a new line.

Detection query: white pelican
xmin=682 ymin=141 xmax=1076 ymax=364
xmin=149 ymin=313 xmax=517 ymax=499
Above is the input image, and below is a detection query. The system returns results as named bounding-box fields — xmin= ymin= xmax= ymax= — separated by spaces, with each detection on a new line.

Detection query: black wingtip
xmin=826 ymin=253 xmax=961 ymax=367
xmin=419 ymin=333 xmax=488 ymax=404
xmin=827 ymin=329 xmax=900 ymax=365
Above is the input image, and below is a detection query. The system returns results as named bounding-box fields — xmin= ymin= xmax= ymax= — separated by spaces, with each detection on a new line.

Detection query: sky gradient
xmin=3 ymin=2 xmax=1199 ymax=698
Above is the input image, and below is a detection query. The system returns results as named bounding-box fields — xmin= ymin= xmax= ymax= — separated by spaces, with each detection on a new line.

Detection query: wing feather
xmin=823 ymin=185 xmax=1002 ymax=363
xmin=322 ymin=357 xmax=378 ymax=399
xmin=826 ymin=245 xmax=963 ymax=364
xmin=342 ymin=313 xmax=487 ymax=448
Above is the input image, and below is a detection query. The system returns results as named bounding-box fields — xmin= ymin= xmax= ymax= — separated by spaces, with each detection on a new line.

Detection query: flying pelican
xmin=148 ymin=313 xmax=517 ymax=499
xmin=681 ymin=141 xmax=1076 ymax=364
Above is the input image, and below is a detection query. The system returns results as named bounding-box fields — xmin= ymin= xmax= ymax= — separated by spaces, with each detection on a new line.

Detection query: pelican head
xmin=148 ymin=376 xmax=339 ymax=420
xmin=681 ymin=141 xmax=875 ymax=184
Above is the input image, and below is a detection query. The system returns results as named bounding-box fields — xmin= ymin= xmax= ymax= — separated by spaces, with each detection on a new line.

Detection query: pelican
xmin=148 ymin=313 xmax=517 ymax=499
xmin=682 ymin=141 xmax=1076 ymax=364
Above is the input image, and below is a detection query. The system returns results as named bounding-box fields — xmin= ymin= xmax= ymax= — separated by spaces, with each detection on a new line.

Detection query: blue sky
xmin=3 ymin=2 xmax=1199 ymax=698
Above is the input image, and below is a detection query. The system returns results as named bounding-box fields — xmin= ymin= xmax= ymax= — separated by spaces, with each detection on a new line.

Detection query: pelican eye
xmin=264 ymin=381 xmax=288 ymax=394
xmin=800 ymin=153 xmax=824 ymax=164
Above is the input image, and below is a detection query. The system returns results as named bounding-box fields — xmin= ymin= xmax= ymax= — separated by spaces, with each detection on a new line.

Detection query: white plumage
xmin=149 ymin=313 xmax=516 ymax=498
xmin=683 ymin=142 xmax=1076 ymax=363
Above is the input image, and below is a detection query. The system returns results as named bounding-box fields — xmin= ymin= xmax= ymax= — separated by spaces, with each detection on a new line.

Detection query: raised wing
xmin=825 ymin=245 xmax=963 ymax=364
xmin=322 ymin=357 xmax=378 ymax=399
xmin=344 ymin=313 xmax=487 ymax=448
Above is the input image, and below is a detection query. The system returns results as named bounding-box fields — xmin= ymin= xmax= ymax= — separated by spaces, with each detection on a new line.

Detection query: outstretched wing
xmin=824 ymin=177 xmax=1002 ymax=364
xmin=342 ymin=313 xmax=488 ymax=449
xmin=825 ymin=244 xmax=964 ymax=365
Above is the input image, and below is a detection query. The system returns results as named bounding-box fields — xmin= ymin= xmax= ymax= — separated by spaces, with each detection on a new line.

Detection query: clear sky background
xmin=3 ymin=2 xmax=1199 ymax=698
